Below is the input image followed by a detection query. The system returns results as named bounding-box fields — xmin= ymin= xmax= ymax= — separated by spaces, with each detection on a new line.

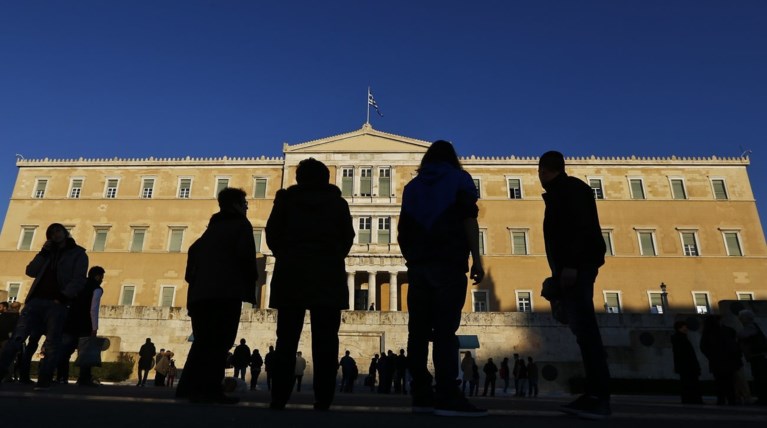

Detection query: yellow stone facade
xmin=1 ymin=124 xmax=765 ymax=316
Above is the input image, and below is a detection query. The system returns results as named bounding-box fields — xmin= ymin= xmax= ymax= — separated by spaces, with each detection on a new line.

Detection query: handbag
xmin=75 ymin=336 xmax=103 ymax=368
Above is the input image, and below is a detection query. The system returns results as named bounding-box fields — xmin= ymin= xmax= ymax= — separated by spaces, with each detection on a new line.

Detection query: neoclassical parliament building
xmin=1 ymin=124 xmax=765 ymax=316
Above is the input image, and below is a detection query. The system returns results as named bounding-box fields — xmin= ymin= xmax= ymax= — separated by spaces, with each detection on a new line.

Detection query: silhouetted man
xmin=232 ymin=339 xmax=251 ymax=380
xmin=250 ymin=348 xmax=263 ymax=391
xmin=482 ymin=358 xmax=497 ymax=397
xmin=137 ymin=338 xmax=156 ymax=386
xmin=671 ymin=321 xmax=703 ymax=404
xmin=0 ymin=223 xmax=88 ymax=389
xmin=538 ymin=151 xmax=610 ymax=419
xmin=264 ymin=345 xmax=275 ymax=391
xmin=399 ymin=140 xmax=486 ymax=417
xmin=266 ymin=158 xmax=355 ymax=411
xmin=339 ymin=350 xmax=356 ymax=393
xmin=176 ymin=187 xmax=258 ymax=404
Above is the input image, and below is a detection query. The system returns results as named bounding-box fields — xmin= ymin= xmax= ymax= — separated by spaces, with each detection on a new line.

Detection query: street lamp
xmin=660 ymin=282 xmax=668 ymax=314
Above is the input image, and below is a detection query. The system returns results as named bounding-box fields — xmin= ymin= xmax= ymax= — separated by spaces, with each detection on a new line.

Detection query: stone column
xmin=347 ymin=271 xmax=356 ymax=310
xmin=263 ymin=271 xmax=273 ymax=309
xmin=368 ymin=271 xmax=377 ymax=310
xmin=389 ymin=271 xmax=398 ymax=312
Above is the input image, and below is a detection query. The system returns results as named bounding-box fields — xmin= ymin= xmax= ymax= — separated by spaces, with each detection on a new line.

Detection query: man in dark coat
xmin=482 ymin=358 xmax=498 ymax=397
xmin=539 ymin=151 xmax=610 ymax=419
xmin=176 ymin=187 xmax=258 ymax=404
xmin=398 ymin=140 xmax=486 ymax=417
xmin=137 ymin=338 xmax=156 ymax=386
xmin=700 ymin=315 xmax=743 ymax=405
xmin=232 ymin=339 xmax=251 ymax=380
xmin=264 ymin=345 xmax=275 ymax=391
xmin=250 ymin=348 xmax=263 ymax=391
xmin=671 ymin=321 xmax=704 ymax=404
xmin=56 ymin=266 xmax=105 ymax=386
xmin=0 ymin=223 xmax=88 ymax=389
xmin=339 ymin=350 xmax=356 ymax=393
xmin=266 ymin=158 xmax=354 ymax=411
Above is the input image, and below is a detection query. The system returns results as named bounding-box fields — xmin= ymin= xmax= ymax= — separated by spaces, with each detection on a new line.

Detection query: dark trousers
xmin=294 ymin=375 xmax=304 ymax=392
xmin=749 ymin=356 xmax=767 ymax=403
xmin=234 ymin=366 xmax=247 ymax=380
xmin=266 ymin=371 xmax=272 ymax=391
xmin=250 ymin=368 xmax=261 ymax=390
xmin=561 ymin=269 xmax=610 ymax=399
xmin=137 ymin=367 xmax=150 ymax=386
xmin=271 ymin=307 xmax=341 ymax=407
xmin=712 ymin=370 xmax=737 ymax=405
xmin=176 ymin=299 xmax=241 ymax=399
xmin=679 ymin=372 xmax=703 ymax=404
xmin=0 ymin=299 xmax=67 ymax=384
xmin=483 ymin=377 xmax=496 ymax=396
xmin=56 ymin=333 xmax=93 ymax=384
xmin=406 ymin=264 xmax=467 ymax=397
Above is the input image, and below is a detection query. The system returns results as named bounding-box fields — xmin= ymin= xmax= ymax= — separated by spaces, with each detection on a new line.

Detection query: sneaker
xmin=33 ymin=381 xmax=52 ymax=391
xmin=560 ymin=395 xmax=611 ymax=420
xmin=434 ymin=395 xmax=488 ymax=417
xmin=559 ymin=394 xmax=593 ymax=416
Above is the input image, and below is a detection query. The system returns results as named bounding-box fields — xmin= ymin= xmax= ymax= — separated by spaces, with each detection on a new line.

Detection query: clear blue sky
xmin=1 ymin=1 xmax=765 ymax=235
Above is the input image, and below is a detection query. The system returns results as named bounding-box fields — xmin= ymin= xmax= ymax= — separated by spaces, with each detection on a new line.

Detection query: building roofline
xmin=16 ymin=155 xmax=285 ymax=167
xmin=460 ymin=154 xmax=750 ymax=166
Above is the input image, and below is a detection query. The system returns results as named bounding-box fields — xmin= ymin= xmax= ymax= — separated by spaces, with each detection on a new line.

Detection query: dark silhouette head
xmin=217 ymin=187 xmax=248 ymax=213
xmin=419 ymin=140 xmax=462 ymax=172
xmin=145 ymin=338 xmax=152 ymax=343
xmin=88 ymin=266 xmax=105 ymax=280
xmin=240 ymin=338 xmax=246 ymax=345
xmin=538 ymin=151 xmax=565 ymax=186
xmin=345 ymin=350 xmax=350 ymax=356
xmin=46 ymin=223 xmax=70 ymax=244
xmin=674 ymin=320 xmax=688 ymax=332
xmin=269 ymin=345 xmax=274 ymax=352
xmin=527 ymin=356 xmax=533 ymax=363
xmin=296 ymin=158 xmax=330 ymax=186
xmin=0 ymin=302 xmax=8 ymax=312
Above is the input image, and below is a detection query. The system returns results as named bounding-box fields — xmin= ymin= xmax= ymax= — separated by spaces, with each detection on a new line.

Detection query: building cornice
xmin=16 ymin=155 xmax=285 ymax=168
xmin=460 ymin=154 xmax=750 ymax=166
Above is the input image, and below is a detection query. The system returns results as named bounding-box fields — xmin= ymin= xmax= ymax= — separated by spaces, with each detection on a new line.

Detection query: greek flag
xmin=368 ymin=90 xmax=383 ymax=117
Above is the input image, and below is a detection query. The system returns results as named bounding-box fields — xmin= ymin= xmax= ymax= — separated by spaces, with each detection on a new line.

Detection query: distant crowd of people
xmin=0 ymin=144 xmax=764 ymax=420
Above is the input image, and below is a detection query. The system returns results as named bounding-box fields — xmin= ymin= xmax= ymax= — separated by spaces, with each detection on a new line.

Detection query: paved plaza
xmin=0 ymin=383 xmax=764 ymax=427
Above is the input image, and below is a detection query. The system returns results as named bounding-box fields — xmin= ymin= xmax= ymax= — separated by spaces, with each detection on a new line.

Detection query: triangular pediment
xmin=284 ymin=124 xmax=431 ymax=154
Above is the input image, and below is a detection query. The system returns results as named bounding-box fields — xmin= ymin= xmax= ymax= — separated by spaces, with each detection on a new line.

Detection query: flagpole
xmin=366 ymin=86 xmax=370 ymax=125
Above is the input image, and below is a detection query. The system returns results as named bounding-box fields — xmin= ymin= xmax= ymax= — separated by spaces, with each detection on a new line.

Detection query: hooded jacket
xmin=185 ymin=210 xmax=258 ymax=306
xmin=542 ymin=172 xmax=605 ymax=276
xmin=266 ymin=183 xmax=355 ymax=310
xmin=25 ymin=237 xmax=88 ymax=303
xmin=398 ymin=161 xmax=479 ymax=271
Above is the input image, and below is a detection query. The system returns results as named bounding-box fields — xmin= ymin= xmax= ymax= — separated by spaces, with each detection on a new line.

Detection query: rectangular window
xmin=178 ymin=178 xmax=192 ymax=199
xmin=19 ymin=227 xmax=36 ymax=250
xmin=712 ymin=179 xmax=728 ymax=200
xmin=105 ymin=179 xmax=119 ymax=198
xmin=130 ymin=228 xmax=146 ymax=252
xmin=602 ymin=230 xmax=613 ymax=256
xmin=168 ymin=228 xmax=184 ymax=252
xmin=737 ymin=292 xmax=754 ymax=301
xmin=378 ymin=168 xmax=391 ymax=196
xmin=141 ymin=178 xmax=155 ymax=199
xmin=160 ymin=286 xmax=175 ymax=307
xmin=253 ymin=229 xmax=263 ymax=253
xmin=604 ymin=292 xmax=621 ymax=313
xmin=589 ymin=179 xmax=604 ymax=200
xmin=216 ymin=178 xmax=229 ymax=196
xmin=8 ymin=283 xmax=21 ymax=303
xmin=516 ymin=291 xmax=533 ymax=313
xmin=670 ymin=179 xmax=687 ymax=200
xmin=638 ymin=231 xmax=656 ymax=256
xmin=473 ymin=178 xmax=481 ymax=199
xmin=120 ymin=285 xmax=135 ymax=306
xmin=254 ymin=178 xmax=267 ymax=198
xmin=69 ymin=179 xmax=83 ymax=199
xmin=34 ymin=179 xmax=48 ymax=198
xmin=360 ymin=168 xmax=372 ymax=196
xmin=377 ymin=217 xmax=391 ymax=244
xmin=473 ymin=290 xmax=488 ymax=312
xmin=693 ymin=292 xmax=710 ymax=314
xmin=479 ymin=230 xmax=486 ymax=256
xmin=629 ymin=179 xmax=645 ymax=199
xmin=511 ymin=231 xmax=528 ymax=255
xmin=723 ymin=232 xmax=743 ymax=256
xmin=93 ymin=228 xmax=109 ymax=252
xmin=508 ymin=178 xmax=522 ymax=199
xmin=341 ymin=168 xmax=353 ymax=197
xmin=648 ymin=292 xmax=664 ymax=314
xmin=358 ymin=217 xmax=371 ymax=244
xmin=681 ymin=232 xmax=699 ymax=256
